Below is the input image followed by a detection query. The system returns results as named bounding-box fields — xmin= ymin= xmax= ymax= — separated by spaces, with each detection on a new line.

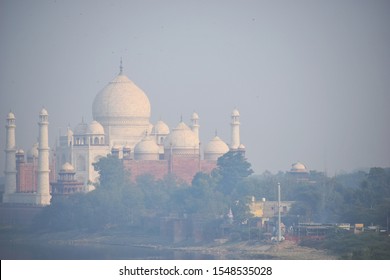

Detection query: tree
xmin=188 ymin=172 xmax=226 ymax=219
xmin=136 ymin=174 xmax=172 ymax=217
xmin=93 ymin=155 xmax=129 ymax=190
xmin=214 ymin=151 xmax=254 ymax=224
xmin=215 ymin=151 xmax=253 ymax=196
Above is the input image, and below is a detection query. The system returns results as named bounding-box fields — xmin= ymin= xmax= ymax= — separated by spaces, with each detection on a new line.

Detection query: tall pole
xmin=278 ymin=182 xmax=282 ymax=242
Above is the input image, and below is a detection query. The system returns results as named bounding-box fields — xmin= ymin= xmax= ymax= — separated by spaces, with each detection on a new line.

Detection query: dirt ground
xmin=173 ymin=240 xmax=337 ymax=260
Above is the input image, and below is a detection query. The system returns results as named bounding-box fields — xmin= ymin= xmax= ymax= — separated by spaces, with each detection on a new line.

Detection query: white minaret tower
xmin=3 ymin=112 xmax=17 ymax=203
xmin=191 ymin=112 xmax=200 ymax=142
xmin=230 ymin=109 xmax=240 ymax=150
xmin=36 ymin=108 xmax=51 ymax=205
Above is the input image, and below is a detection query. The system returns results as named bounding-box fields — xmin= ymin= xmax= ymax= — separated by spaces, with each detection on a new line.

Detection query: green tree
xmin=93 ymin=155 xmax=129 ymax=190
xmin=187 ymin=172 xmax=226 ymax=219
xmin=215 ymin=151 xmax=253 ymax=195
xmin=214 ymin=151 xmax=254 ymax=224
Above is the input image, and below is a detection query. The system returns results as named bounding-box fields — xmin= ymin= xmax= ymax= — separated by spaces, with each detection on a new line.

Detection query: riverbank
xmin=0 ymin=227 xmax=337 ymax=260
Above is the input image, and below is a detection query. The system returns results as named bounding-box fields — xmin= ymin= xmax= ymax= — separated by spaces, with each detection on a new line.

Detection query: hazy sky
xmin=1 ymin=0 xmax=389 ymax=175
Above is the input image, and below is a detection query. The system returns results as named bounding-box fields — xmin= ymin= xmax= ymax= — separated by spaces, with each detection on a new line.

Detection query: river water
xmin=0 ymin=241 xmax=216 ymax=260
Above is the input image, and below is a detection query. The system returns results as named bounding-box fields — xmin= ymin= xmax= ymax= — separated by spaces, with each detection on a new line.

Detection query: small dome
xmin=16 ymin=149 xmax=25 ymax=154
xmin=232 ymin=109 xmax=240 ymax=117
xmin=74 ymin=121 xmax=88 ymax=135
xmin=238 ymin=144 xmax=246 ymax=150
xmin=28 ymin=143 xmax=39 ymax=158
xmin=191 ymin=112 xmax=199 ymax=120
xmin=152 ymin=120 xmax=170 ymax=135
xmin=112 ymin=145 xmax=122 ymax=151
xmin=87 ymin=120 xmax=105 ymax=135
xmin=40 ymin=108 xmax=48 ymax=116
xmin=163 ymin=122 xmax=199 ymax=150
xmin=204 ymin=136 xmax=229 ymax=155
xmin=7 ymin=112 xmax=15 ymax=119
xmin=134 ymin=136 xmax=159 ymax=154
xmin=291 ymin=162 xmax=308 ymax=173
xmin=123 ymin=144 xmax=131 ymax=151
xmin=61 ymin=162 xmax=75 ymax=172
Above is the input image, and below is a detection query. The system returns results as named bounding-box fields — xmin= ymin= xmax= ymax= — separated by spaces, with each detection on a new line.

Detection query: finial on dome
xmin=119 ymin=57 xmax=123 ymax=75
xmin=180 ymin=114 xmax=183 ymax=122
xmin=215 ymin=129 xmax=218 ymax=136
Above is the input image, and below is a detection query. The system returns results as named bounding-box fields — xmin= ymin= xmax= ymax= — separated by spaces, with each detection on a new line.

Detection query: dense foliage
xmin=34 ymin=151 xmax=254 ymax=231
xmin=33 ymin=153 xmax=390 ymax=258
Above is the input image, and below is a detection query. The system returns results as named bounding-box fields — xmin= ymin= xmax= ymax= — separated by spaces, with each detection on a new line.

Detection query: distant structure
xmin=2 ymin=109 xmax=52 ymax=205
xmin=3 ymin=112 xmax=17 ymax=202
xmin=288 ymin=162 xmax=311 ymax=182
xmin=51 ymin=162 xmax=83 ymax=196
xmin=249 ymin=196 xmax=294 ymax=233
xmin=289 ymin=162 xmax=309 ymax=174
xmin=3 ymin=63 xmax=246 ymax=205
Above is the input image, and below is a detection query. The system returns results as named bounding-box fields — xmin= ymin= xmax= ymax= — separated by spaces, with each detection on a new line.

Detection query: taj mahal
xmin=2 ymin=63 xmax=246 ymax=206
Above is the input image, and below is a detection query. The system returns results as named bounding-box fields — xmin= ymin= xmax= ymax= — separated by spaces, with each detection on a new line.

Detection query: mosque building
xmin=2 ymin=64 xmax=245 ymax=205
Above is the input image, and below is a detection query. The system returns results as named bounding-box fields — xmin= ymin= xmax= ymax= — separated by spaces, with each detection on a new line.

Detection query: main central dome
xmin=92 ymin=72 xmax=152 ymax=147
xmin=93 ymin=74 xmax=151 ymax=121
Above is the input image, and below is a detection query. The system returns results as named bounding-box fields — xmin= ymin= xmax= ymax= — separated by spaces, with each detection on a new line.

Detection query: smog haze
xmin=1 ymin=0 xmax=389 ymax=175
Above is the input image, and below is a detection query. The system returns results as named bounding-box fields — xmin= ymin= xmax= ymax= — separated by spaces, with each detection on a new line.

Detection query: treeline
xmin=33 ymin=151 xmax=254 ymax=232
xmin=33 ymin=153 xmax=390 ymax=237
xmin=283 ymin=167 xmax=390 ymax=227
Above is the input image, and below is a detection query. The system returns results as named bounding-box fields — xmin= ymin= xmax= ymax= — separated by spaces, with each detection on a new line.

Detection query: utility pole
xmin=278 ymin=182 xmax=282 ymax=242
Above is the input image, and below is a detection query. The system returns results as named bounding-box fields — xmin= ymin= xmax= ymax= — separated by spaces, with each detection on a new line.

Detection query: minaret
xmin=3 ymin=112 xmax=17 ymax=202
xmin=36 ymin=108 xmax=51 ymax=205
xmin=230 ymin=109 xmax=240 ymax=150
xmin=191 ymin=112 xmax=200 ymax=143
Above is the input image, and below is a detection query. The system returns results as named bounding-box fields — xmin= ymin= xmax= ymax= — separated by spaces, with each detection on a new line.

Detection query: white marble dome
xmin=111 ymin=145 xmax=122 ymax=151
xmin=134 ymin=136 xmax=159 ymax=155
xmin=61 ymin=162 xmax=75 ymax=172
xmin=28 ymin=143 xmax=39 ymax=158
xmin=92 ymin=74 xmax=151 ymax=123
xmin=232 ymin=109 xmax=240 ymax=117
xmin=40 ymin=108 xmax=48 ymax=116
xmin=163 ymin=122 xmax=199 ymax=156
xmin=74 ymin=121 xmax=88 ymax=135
xmin=7 ymin=111 xmax=15 ymax=119
xmin=204 ymin=136 xmax=229 ymax=160
xmin=87 ymin=120 xmax=105 ymax=135
xmin=164 ymin=122 xmax=199 ymax=149
xmin=152 ymin=120 xmax=170 ymax=135
xmin=91 ymin=72 xmax=152 ymax=148
xmin=191 ymin=112 xmax=199 ymax=120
